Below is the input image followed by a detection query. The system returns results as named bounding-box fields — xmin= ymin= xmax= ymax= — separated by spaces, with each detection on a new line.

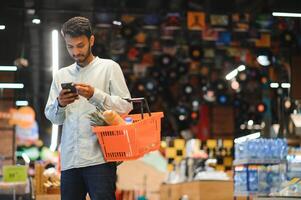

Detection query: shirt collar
xmin=75 ymin=56 xmax=98 ymax=71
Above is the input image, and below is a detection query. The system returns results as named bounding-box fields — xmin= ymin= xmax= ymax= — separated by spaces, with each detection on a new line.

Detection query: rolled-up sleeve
xmin=88 ymin=62 xmax=133 ymax=114
xmin=44 ymin=74 xmax=66 ymax=125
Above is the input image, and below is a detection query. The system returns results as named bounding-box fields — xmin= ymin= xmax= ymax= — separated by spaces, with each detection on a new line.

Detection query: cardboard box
xmin=160 ymin=180 xmax=233 ymax=200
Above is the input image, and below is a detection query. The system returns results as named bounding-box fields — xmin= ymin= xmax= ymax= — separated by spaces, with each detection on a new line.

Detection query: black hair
xmin=61 ymin=16 xmax=93 ymax=38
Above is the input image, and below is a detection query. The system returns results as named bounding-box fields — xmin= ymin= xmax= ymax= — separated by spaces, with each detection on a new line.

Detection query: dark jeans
xmin=61 ymin=162 xmax=117 ymax=200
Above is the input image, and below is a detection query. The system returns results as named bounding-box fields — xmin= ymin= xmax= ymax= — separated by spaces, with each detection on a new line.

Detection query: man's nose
xmin=72 ymin=48 xmax=80 ymax=56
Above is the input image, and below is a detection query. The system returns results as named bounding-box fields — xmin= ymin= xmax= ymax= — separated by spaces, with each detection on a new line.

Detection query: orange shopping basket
xmin=93 ymin=98 xmax=164 ymax=162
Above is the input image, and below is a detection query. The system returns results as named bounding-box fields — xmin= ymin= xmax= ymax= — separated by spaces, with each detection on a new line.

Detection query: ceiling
xmin=1 ymin=0 xmax=300 ymax=63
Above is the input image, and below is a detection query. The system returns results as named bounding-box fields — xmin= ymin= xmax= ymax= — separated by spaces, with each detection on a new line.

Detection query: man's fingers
xmin=73 ymin=83 xmax=93 ymax=99
xmin=74 ymin=83 xmax=88 ymax=87
xmin=59 ymin=98 xmax=76 ymax=106
xmin=58 ymin=93 xmax=79 ymax=106
xmin=60 ymin=92 xmax=78 ymax=98
xmin=75 ymin=85 xmax=88 ymax=92
xmin=60 ymin=89 xmax=71 ymax=95
xmin=61 ymin=95 xmax=78 ymax=101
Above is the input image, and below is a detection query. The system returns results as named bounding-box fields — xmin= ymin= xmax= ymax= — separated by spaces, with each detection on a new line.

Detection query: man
xmin=45 ymin=16 xmax=132 ymax=200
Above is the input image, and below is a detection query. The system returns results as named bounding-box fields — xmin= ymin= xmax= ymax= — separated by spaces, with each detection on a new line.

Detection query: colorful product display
xmin=235 ymin=138 xmax=288 ymax=161
xmin=234 ymin=138 xmax=288 ymax=196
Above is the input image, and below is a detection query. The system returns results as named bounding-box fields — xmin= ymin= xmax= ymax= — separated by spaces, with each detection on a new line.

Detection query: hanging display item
xmin=232 ymin=13 xmax=250 ymax=32
xmin=89 ymin=8 xmax=298 ymax=137
xmin=164 ymin=12 xmax=181 ymax=30
xmin=210 ymin=14 xmax=229 ymax=31
xmin=202 ymin=27 xmax=218 ymax=41
xmin=143 ymin=14 xmax=161 ymax=29
xmin=187 ymin=11 xmax=206 ymax=31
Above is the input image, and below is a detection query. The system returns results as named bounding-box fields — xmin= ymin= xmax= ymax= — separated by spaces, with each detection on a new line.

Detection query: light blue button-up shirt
xmin=45 ymin=57 xmax=132 ymax=171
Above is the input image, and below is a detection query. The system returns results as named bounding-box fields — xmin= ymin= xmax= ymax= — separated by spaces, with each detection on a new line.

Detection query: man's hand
xmin=58 ymin=89 xmax=79 ymax=107
xmin=75 ymin=83 xmax=94 ymax=99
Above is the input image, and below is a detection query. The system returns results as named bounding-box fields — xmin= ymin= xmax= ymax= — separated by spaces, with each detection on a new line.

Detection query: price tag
xmin=3 ymin=165 xmax=28 ymax=182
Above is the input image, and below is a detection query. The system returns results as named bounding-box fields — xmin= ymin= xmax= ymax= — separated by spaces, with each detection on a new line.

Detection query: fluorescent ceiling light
xmin=272 ymin=12 xmax=301 ymax=18
xmin=52 ymin=30 xmax=59 ymax=77
xmin=234 ymin=132 xmax=261 ymax=144
xmin=270 ymin=83 xmax=279 ymax=88
xmin=0 ymin=66 xmax=17 ymax=71
xmin=281 ymin=83 xmax=291 ymax=88
xmin=225 ymin=65 xmax=246 ymax=81
xmin=50 ymin=29 xmax=59 ymax=152
xmin=237 ymin=65 xmax=246 ymax=72
xmin=112 ymin=20 xmax=122 ymax=26
xmin=16 ymin=100 xmax=29 ymax=106
xmin=0 ymin=83 xmax=24 ymax=89
xmin=0 ymin=25 xmax=5 ymax=30
xmin=225 ymin=69 xmax=238 ymax=80
xmin=32 ymin=18 xmax=41 ymax=24
xmin=257 ymin=55 xmax=271 ymax=66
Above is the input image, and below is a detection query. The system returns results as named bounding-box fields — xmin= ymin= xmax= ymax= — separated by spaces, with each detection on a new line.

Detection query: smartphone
xmin=61 ymin=82 xmax=77 ymax=93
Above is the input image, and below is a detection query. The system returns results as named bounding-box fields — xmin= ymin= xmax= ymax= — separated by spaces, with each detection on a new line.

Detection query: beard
xmin=74 ymin=44 xmax=92 ymax=66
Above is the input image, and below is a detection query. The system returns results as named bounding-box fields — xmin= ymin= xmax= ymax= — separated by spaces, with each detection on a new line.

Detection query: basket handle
xmin=123 ymin=97 xmax=151 ymax=119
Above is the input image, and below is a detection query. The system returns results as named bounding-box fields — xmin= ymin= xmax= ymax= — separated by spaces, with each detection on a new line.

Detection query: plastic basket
xmin=92 ymin=98 xmax=164 ymax=161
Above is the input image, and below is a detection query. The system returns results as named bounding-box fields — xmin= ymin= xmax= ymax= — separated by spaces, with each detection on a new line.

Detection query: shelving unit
xmin=0 ymin=70 xmax=17 ymax=169
xmin=233 ymin=159 xmax=287 ymax=200
xmin=233 ymin=159 xmax=284 ymax=166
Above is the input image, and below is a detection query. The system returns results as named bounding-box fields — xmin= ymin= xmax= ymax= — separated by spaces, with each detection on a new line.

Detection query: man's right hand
xmin=58 ymin=89 xmax=79 ymax=107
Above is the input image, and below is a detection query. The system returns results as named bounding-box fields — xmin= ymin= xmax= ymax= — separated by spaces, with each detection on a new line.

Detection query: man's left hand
xmin=75 ymin=83 xmax=94 ymax=100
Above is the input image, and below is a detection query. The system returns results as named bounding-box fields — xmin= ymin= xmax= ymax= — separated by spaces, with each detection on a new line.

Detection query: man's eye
xmin=67 ymin=46 xmax=73 ymax=49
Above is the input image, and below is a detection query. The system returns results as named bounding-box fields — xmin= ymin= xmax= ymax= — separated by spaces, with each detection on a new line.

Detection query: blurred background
xmin=1 ymin=0 xmax=301 ymax=200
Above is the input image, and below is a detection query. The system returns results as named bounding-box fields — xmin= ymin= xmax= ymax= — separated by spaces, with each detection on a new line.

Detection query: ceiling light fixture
xmin=237 ymin=65 xmax=246 ymax=72
xmin=272 ymin=12 xmax=301 ymax=18
xmin=0 ymin=83 xmax=24 ymax=89
xmin=270 ymin=83 xmax=279 ymax=88
xmin=32 ymin=18 xmax=41 ymax=24
xmin=281 ymin=83 xmax=291 ymax=88
xmin=112 ymin=20 xmax=122 ymax=26
xmin=225 ymin=65 xmax=246 ymax=80
xmin=257 ymin=55 xmax=271 ymax=66
xmin=16 ymin=100 xmax=29 ymax=106
xmin=0 ymin=66 xmax=17 ymax=71
xmin=225 ymin=69 xmax=238 ymax=80
xmin=50 ymin=29 xmax=59 ymax=152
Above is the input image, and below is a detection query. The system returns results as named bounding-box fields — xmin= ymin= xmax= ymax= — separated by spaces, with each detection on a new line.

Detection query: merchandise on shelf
xmin=287 ymin=147 xmax=301 ymax=179
xmin=235 ymin=138 xmax=288 ymax=161
xmin=234 ymin=138 xmax=288 ymax=197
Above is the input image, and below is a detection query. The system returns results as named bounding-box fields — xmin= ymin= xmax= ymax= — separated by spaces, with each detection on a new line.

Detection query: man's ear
xmin=90 ymin=35 xmax=95 ymax=46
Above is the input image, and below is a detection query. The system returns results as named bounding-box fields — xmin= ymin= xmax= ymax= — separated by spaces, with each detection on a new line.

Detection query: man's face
xmin=64 ymin=34 xmax=94 ymax=65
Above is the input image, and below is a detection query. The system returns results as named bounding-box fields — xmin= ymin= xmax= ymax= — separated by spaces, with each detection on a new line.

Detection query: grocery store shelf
xmin=234 ymin=191 xmax=258 ymax=197
xmin=254 ymin=196 xmax=301 ymax=200
xmin=233 ymin=159 xmax=285 ymax=166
